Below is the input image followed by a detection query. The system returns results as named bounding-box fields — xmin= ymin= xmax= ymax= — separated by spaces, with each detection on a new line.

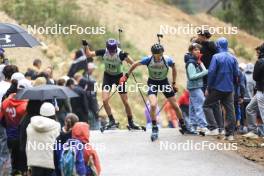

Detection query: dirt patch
xmin=235 ymin=135 xmax=264 ymax=166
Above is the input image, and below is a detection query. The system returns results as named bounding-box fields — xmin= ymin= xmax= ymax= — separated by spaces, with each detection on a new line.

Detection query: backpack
xmin=60 ymin=139 xmax=86 ymax=176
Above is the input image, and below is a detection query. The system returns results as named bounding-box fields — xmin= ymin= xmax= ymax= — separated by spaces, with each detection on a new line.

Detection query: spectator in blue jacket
xmin=203 ymin=37 xmax=239 ymax=141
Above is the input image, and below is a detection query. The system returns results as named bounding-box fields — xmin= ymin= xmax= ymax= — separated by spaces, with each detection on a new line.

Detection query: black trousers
xmin=31 ymin=166 xmax=54 ymax=176
xmin=203 ymin=89 xmax=236 ymax=136
xmin=7 ymin=139 xmax=27 ymax=173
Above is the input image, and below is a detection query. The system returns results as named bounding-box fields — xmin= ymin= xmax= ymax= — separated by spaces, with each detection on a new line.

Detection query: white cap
xmin=18 ymin=79 xmax=32 ymax=89
xmin=40 ymin=102 xmax=55 ymax=117
xmin=87 ymin=63 xmax=97 ymax=70
xmin=239 ymin=63 xmax=246 ymax=70
xmin=11 ymin=72 xmax=25 ymax=81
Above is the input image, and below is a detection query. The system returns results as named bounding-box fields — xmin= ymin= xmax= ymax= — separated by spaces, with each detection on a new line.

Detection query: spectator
xmin=84 ymin=63 xmax=100 ymax=130
xmin=164 ymin=100 xmax=178 ymax=128
xmin=54 ymin=113 xmax=79 ymax=176
xmin=184 ymin=43 xmax=208 ymax=134
xmin=177 ymin=90 xmax=191 ymax=131
xmin=66 ymin=79 xmax=89 ymax=122
xmin=19 ymin=100 xmax=42 ymax=174
xmin=1 ymin=78 xmax=31 ymax=175
xmin=243 ymin=43 xmax=264 ymax=139
xmin=74 ymin=73 xmax=82 ymax=85
xmin=45 ymin=66 xmax=55 ymax=84
xmin=33 ymin=77 xmax=47 ymax=86
xmin=2 ymin=72 xmax=25 ymax=101
xmin=203 ymin=37 xmax=239 ymax=141
xmin=71 ymin=122 xmax=101 ymax=175
xmin=244 ymin=63 xmax=256 ymax=99
xmin=195 ymin=29 xmax=224 ymax=133
xmin=234 ymin=64 xmax=246 ymax=129
xmin=0 ymin=47 xmax=9 ymax=81
xmin=55 ymin=79 xmax=72 ymax=126
xmin=26 ymin=102 xmax=60 ymax=176
xmin=0 ymin=65 xmax=19 ymax=105
xmin=25 ymin=59 xmax=42 ymax=80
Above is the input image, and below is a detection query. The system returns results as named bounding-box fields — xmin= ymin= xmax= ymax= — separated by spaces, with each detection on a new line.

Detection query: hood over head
xmin=30 ymin=115 xmax=60 ymax=133
xmin=215 ymin=37 xmax=228 ymax=52
xmin=72 ymin=122 xmax=90 ymax=143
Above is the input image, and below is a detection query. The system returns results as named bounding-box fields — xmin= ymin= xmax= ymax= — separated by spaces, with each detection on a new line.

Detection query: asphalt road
xmin=90 ymin=128 xmax=264 ymax=176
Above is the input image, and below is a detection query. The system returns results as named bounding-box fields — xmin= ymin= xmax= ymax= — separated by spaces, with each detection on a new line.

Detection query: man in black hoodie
xmin=243 ymin=43 xmax=264 ymax=139
xmin=195 ymin=29 xmax=224 ymax=133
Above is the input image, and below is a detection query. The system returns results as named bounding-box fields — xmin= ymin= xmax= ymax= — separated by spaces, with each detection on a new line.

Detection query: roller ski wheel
xmin=127 ymin=125 xmax=146 ymax=132
xmin=151 ymin=126 xmax=159 ymax=142
xmin=100 ymin=121 xmax=119 ymax=133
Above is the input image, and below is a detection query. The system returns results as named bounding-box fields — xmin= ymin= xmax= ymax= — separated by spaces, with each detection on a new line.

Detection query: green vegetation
xmin=229 ymin=37 xmax=254 ymax=60
xmin=214 ymin=0 xmax=264 ymax=39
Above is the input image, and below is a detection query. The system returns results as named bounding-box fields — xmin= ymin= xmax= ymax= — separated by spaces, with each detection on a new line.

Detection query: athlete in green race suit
xmin=83 ymin=39 xmax=141 ymax=130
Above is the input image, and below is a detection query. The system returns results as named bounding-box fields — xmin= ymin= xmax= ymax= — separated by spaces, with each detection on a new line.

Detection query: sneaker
xmin=219 ymin=129 xmax=225 ymax=135
xmin=205 ymin=128 xmax=219 ymax=136
xmin=224 ymin=135 xmax=235 ymax=141
xmin=242 ymin=132 xmax=259 ymax=139
xmin=198 ymin=127 xmax=210 ymax=133
xmin=238 ymin=126 xmax=248 ymax=134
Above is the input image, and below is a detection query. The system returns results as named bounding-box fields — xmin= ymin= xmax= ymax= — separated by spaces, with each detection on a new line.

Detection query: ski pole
xmin=96 ymin=89 xmax=118 ymax=114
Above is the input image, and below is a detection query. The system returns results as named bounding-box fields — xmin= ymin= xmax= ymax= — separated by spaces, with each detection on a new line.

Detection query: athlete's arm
xmin=84 ymin=46 xmax=96 ymax=58
xmin=125 ymin=55 xmax=134 ymax=65
xmin=171 ymin=64 xmax=177 ymax=84
xmin=82 ymin=40 xmax=96 ymax=58
xmin=127 ymin=61 xmax=142 ymax=76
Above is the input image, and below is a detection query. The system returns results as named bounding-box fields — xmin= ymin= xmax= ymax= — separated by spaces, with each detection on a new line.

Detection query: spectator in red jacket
xmin=0 ymin=78 xmax=32 ymax=175
xmin=177 ymin=90 xmax=192 ymax=132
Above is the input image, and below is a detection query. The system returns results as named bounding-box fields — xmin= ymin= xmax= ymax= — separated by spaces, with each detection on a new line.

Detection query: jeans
xmin=246 ymin=91 xmax=264 ymax=134
xmin=203 ymin=89 xmax=236 ymax=136
xmin=189 ymin=88 xmax=207 ymax=131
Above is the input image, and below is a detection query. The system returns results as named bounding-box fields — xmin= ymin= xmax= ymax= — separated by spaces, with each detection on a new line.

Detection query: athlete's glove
xmin=119 ymin=73 xmax=129 ymax=85
xmin=82 ymin=39 xmax=89 ymax=46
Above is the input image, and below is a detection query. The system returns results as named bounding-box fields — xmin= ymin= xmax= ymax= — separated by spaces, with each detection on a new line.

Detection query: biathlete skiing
xmin=119 ymin=43 xmax=188 ymax=141
xmin=82 ymin=38 xmax=142 ymax=132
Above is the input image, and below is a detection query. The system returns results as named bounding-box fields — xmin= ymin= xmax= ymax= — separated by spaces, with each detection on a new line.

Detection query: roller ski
xmin=100 ymin=120 xmax=120 ymax=133
xmin=151 ymin=126 xmax=159 ymax=142
xmin=127 ymin=120 xmax=146 ymax=131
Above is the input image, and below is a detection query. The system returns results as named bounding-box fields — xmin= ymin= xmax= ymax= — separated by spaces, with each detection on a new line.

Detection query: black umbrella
xmin=16 ymin=85 xmax=79 ymax=101
xmin=0 ymin=23 xmax=41 ymax=48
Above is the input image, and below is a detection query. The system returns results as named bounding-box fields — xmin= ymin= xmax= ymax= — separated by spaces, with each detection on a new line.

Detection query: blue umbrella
xmin=0 ymin=23 xmax=41 ymax=48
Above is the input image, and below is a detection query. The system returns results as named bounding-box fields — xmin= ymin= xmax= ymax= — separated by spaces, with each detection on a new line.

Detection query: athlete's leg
xmin=119 ymin=93 xmax=132 ymax=117
xmin=102 ymin=90 xmax=112 ymax=116
xmin=167 ymin=96 xmax=183 ymax=120
xmin=149 ymin=94 xmax=158 ymax=122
